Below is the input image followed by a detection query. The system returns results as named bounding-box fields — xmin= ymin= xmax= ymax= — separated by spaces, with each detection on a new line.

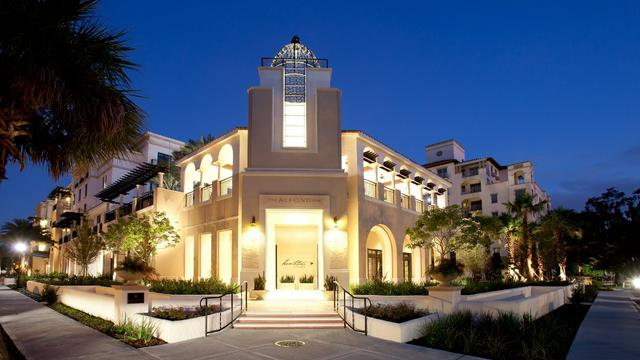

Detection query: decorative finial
xmin=291 ymin=35 xmax=300 ymax=44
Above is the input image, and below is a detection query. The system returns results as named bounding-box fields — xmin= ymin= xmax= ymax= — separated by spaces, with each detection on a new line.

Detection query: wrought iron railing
xmin=333 ymin=281 xmax=372 ymax=335
xmin=219 ymin=177 xmax=232 ymax=197
xmin=105 ymin=209 xmax=116 ymax=223
xmin=364 ymin=179 xmax=377 ymax=198
xmin=400 ymin=194 xmax=410 ymax=208
xmin=201 ymin=184 xmax=213 ymax=202
xmin=200 ymin=281 xmax=248 ymax=336
xmin=415 ymin=199 xmax=425 ymax=213
xmin=136 ymin=191 xmax=154 ymax=210
xmin=119 ymin=202 xmax=133 ymax=216
xmin=383 ymin=187 xmax=395 ymax=204
xmin=185 ymin=191 xmax=195 ymax=207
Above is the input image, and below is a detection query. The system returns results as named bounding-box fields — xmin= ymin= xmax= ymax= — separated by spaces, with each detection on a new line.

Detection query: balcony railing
xmin=416 ymin=199 xmax=424 ymax=213
xmin=400 ymin=194 xmax=410 ymax=209
xmin=120 ymin=202 xmax=133 ymax=217
xmin=219 ymin=177 xmax=233 ymax=197
xmin=185 ymin=191 xmax=195 ymax=207
xmin=461 ymin=185 xmax=482 ymax=194
xmin=364 ymin=179 xmax=377 ymax=198
xmin=201 ymin=184 xmax=213 ymax=202
xmin=469 ymin=204 xmax=483 ymax=212
xmin=136 ymin=191 xmax=154 ymax=210
xmin=462 ymin=168 xmax=479 ymax=177
xmin=105 ymin=209 xmax=116 ymax=223
xmin=383 ymin=187 xmax=394 ymax=204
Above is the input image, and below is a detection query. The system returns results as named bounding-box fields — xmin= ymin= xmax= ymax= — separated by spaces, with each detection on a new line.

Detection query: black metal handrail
xmin=333 ymin=281 xmax=372 ymax=335
xmin=200 ymin=281 xmax=248 ymax=336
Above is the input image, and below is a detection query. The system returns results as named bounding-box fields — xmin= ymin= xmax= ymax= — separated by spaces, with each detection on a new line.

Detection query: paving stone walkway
xmin=0 ymin=286 xmax=481 ymax=360
xmin=566 ymin=290 xmax=640 ymax=360
xmin=0 ymin=286 xmax=153 ymax=360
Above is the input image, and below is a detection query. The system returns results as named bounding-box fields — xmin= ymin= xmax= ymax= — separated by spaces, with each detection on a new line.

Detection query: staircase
xmin=234 ymin=311 xmax=344 ymax=329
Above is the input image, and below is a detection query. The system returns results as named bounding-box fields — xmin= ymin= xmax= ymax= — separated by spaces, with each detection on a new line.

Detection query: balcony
xmin=135 ymin=191 xmax=154 ymax=210
xmin=383 ymin=187 xmax=395 ymax=204
xmin=201 ymin=184 xmax=213 ymax=202
xmin=461 ymin=183 xmax=482 ymax=194
xmin=364 ymin=179 xmax=377 ymax=198
xmin=416 ymin=199 xmax=424 ymax=213
xmin=185 ymin=191 xmax=195 ymax=207
xmin=462 ymin=168 xmax=479 ymax=178
xmin=219 ymin=176 xmax=232 ymax=197
xmin=105 ymin=209 xmax=116 ymax=223
xmin=400 ymin=194 xmax=410 ymax=209
xmin=119 ymin=202 xmax=133 ymax=217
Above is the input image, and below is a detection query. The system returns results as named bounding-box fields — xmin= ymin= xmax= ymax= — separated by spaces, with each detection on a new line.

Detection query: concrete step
xmin=234 ymin=311 xmax=344 ymax=329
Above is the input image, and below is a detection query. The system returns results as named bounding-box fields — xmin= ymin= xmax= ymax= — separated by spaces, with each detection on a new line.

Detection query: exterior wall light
xmin=244 ymin=216 xmax=260 ymax=249
xmin=14 ymin=242 xmax=27 ymax=253
xmin=632 ymin=277 xmax=640 ymax=289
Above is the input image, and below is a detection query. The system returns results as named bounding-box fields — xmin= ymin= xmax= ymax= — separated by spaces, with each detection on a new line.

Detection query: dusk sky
xmin=1 ymin=0 xmax=638 ymax=224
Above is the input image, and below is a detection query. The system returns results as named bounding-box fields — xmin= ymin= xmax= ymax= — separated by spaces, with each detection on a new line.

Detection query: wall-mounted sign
xmin=281 ymin=258 xmax=314 ymax=268
xmin=127 ymin=292 xmax=145 ymax=304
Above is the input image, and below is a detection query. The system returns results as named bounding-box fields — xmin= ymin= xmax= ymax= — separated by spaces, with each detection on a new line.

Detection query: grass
xmin=150 ymin=305 xmax=222 ymax=321
xmin=149 ymin=278 xmax=236 ymax=295
xmin=50 ymin=303 xmax=165 ymax=347
xmin=411 ymin=304 xmax=590 ymax=360
xmin=351 ymin=279 xmax=432 ymax=296
xmin=355 ymin=303 xmax=428 ymax=323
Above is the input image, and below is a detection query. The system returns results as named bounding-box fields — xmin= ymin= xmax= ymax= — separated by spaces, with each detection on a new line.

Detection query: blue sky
xmin=1 ymin=0 xmax=639 ymax=224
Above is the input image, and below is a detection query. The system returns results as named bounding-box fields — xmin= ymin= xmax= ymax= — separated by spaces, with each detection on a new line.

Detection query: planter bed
xmin=342 ymin=307 xmax=438 ymax=343
xmin=137 ymin=304 xmax=241 ymax=343
xmin=50 ymin=303 xmax=165 ymax=348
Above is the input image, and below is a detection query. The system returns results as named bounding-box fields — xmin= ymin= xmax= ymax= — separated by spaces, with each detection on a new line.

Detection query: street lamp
xmin=13 ymin=241 xmax=27 ymax=287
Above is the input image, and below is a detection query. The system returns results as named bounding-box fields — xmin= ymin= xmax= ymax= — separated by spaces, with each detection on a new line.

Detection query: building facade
xmin=424 ymin=139 xmax=550 ymax=220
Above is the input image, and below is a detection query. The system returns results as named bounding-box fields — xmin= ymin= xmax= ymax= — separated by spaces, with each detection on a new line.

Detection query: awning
xmin=95 ymin=163 xmax=165 ymax=202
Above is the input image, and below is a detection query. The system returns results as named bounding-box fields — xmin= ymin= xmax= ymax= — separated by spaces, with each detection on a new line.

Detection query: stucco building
xmin=423 ymin=139 xmax=550 ymax=221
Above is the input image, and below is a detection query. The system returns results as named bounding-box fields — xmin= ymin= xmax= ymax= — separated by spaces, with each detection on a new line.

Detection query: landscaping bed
xmin=410 ymin=303 xmax=590 ymax=360
xmin=149 ymin=278 xmax=236 ymax=294
xmin=149 ymin=305 xmax=222 ymax=321
xmin=354 ymin=303 xmax=427 ymax=323
xmin=351 ymin=280 xmax=432 ymax=295
xmin=457 ymin=280 xmax=571 ymax=295
xmin=27 ymin=273 xmax=121 ymax=287
xmin=50 ymin=303 xmax=166 ymax=348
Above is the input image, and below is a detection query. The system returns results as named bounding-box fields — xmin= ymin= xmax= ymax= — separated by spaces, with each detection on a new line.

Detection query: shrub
xmin=150 ymin=305 xmax=221 ymax=321
xmin=299 ymin=274 xmax=314 ymax=283
xmin=356 ymin=302 xmax=428 ymax=323
xmin=415 ymin=305 xmax=590 ymax=360
xmin=27 ymin=273 xmax=120 ymax=286
xmin=460 ymin=280 xmax=572 ymax=295
xmin=41 ymin=285 xmax=58 ymax=305
xmin=351 ymin=279 xmax=429 ymax=295
xmin=115 ymin=256 xmax=150 ymax=274
xmin=280 ymin=275 xmax=295 ymax=283
xmin=570 ymin=285 xmax=598 ymax=304
xmin=430 ymin=259 xmax=464 ymax=277
xmin=149 ymin=278 xmax=236 ymax=295
xmin=324 ymin=275 xmax=338 ymax=291
xmin=113 ymin=316 xmax=157 ymax=344
xmin=253 ymin=272 xmax=265 ymax=290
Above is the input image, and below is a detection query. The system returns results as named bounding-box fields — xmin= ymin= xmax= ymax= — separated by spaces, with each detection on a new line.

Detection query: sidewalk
xmin=0 ymin=286 xmax=482 ymax=360
xmin=566 ymin=290 xmax=640 ymax=360
xmin=0 ymin=286 xmax=153 ymax=360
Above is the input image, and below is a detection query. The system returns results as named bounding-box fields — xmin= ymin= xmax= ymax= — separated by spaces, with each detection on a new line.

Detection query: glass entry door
xmin=275 ymin=224 xmax=318 ymax=289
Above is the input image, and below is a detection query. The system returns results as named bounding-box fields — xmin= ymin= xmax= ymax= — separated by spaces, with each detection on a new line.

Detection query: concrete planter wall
xmin=135 ymin=307 xmax=238 ymax=343
xmin=58 ymin=286 xmax=117 ymax=321
xmin=340 ymin=307 xmax=438 ymax=343
xmin=457 ymin=285 xmax=573 ymax=318
xmin=2 ymin=277 xmax=16 ymax=286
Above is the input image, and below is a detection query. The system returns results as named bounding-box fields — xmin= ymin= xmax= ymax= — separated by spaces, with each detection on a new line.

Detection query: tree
xmin=65 ymin=220 xmax=104 ymax=276
xmin=0 ymin=0 xmax=143 ymax=183
xmin=406 ymin=205 xmax=480 ymax=263
xmin=0 ymin=218 xmax=47 ymax=270
xmin=171 ymin=134 xmax=215 ymax=161
xmin=504 ymin=193 xmax=548 ymax=280
xmin=499 ymin=214 xmax=521 ymax=267
xmin=104 ymin=212 xmax=179 ymax=268
xmin=535 ymin=208 xmax=582 ymax=281
xmin=579 ymin=188 xmax=640 ymax=279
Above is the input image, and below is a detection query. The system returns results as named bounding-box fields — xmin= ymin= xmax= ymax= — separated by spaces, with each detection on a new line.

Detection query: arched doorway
xmin=365 ymin=225 xmax=396 ymax=281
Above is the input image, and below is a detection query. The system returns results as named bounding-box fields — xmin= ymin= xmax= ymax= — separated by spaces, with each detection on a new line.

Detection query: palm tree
xmin=499 ymin=213 xmax=521 ymax=267
xmin=536 ymin=208 xmax=582 ymax=281
xmin=171 ymin=134 xmax=215 ymax=161
xmin=0 ymin=0 xmax=143 ymax=183
xmin=0 ymin=218 xmax=47 ymax=269
xmin=504 ymin=192 xmax=548 ymax=280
